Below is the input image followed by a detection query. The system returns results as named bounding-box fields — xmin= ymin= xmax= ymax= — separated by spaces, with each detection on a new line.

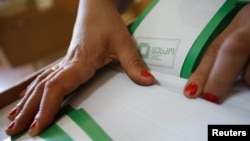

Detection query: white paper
xmin=133 ymin=0 xmax=226 ymax=76
xmin=3 ymin=0 xmax=249 ymax=140
xmin=67 ymin=68 xmax=250 ymax=141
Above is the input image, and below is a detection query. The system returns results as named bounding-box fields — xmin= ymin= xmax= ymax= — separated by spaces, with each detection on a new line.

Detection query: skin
xmin=6 ymin=0 xmax=155 ymax=136
xmin=184 ymin=4 xmax=250 ymax=103
xmin=5 ymin=0 xmax=249 ymax=137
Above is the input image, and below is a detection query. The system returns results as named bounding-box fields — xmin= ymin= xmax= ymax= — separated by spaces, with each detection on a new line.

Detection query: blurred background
xmin=0 ymin=0 xmax=151 ymax=92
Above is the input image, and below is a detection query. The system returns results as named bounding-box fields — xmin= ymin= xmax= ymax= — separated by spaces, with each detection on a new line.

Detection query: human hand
xmin=6 ymin=0 xmax=155 ymax=137
xmin=184 ymin=4 xmax=250 ymax=104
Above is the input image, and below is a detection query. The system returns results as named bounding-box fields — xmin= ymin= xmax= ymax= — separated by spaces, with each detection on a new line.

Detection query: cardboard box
xmin=0 ymin=0 xmax=78 ymax=67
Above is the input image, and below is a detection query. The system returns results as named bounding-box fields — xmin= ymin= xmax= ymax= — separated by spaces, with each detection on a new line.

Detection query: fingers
xmin=6 ymin=67 xmax=59 ymax=135
xmin=185 ymin=28 xmax=250 ymax=104
xmin=185 ymin=4 xmax=250 ymax=104
xmin=204 ymin=30 xmax=249 ymax=103
xmin=184 ymin=36 xmax=221 ymax=98
xmin=6 ymin=84 xmax=45 ymax=135
xmin=29 ymin=64 xmax=94 ymax=136
xmin=7 ymin=68 xmax=57 ymax=121
xmin=6 ymin=63 xmax=95 ymax=136
xmin=116 ymin=37 xmax=156 ymax=86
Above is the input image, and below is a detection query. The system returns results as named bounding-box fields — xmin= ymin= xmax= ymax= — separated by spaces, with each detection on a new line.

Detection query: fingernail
xmin=184 ymin=83 xmax=198 ymax=96
xmin=8 ymin=107 xmax=18 ymax=117
xmin=7 ymin=121 xmax=15 ymax=130
xmin=28 ymin=120 xmax=39 ymax=137
xmin=204 ymin=93 xmax=219 ymax=104
xmin=29 ymin=121 xmax=37 ymax=130
xmin=141 ymin=70 xmax=153 ymax=77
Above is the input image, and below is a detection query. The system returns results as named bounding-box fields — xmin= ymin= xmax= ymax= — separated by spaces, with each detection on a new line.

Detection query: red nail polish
xmin=9 ymin=107 xmax=18 ymax=116
xmin=7 ymin=121 xmax=15 ymax=130
xmin=204 ymin=93 xmax=219 ymax=104
xmin=29 ymin=121 xmax=37 ymax=129
xmin=141 ymin=70 xmax=153 ymax=77
xmin=185 ymin=83 xmax=198 ymax=96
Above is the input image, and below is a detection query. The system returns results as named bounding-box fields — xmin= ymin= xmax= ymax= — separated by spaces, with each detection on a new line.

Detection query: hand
xmin=184 ymin=4 xmax=250 ymax=104
xmin=6 ymin=0 xmax=155 ymax=136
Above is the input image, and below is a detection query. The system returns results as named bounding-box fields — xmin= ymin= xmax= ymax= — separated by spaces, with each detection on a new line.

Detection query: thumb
xmin=116 ymin=39 xmax=156 ymax=86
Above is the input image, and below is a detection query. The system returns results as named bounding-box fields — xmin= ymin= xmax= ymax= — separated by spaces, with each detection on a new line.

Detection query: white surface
xmin=56 ymin=115 xmax=92 ymax=141
xmin=1 ymin=0 xmax=249 ymax=140
xmin=1 ymin=68 xmax=250 ymax=141
xmin=133 ymin=0 xmax=226 ymax=76
xmin=70 ymin=69 xmax=250 ymax=141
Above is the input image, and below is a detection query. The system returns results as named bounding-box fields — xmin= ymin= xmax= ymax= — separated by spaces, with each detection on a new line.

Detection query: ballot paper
xmin=6 ymin=67 xmax=250 ymax=141
xmin=130 ymin=0 xmax=238 ymax=78
xmin=6 ymin=0 xmax=250 ymax=140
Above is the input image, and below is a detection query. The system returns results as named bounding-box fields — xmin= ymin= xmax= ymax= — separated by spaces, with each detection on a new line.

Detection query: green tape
xmin=37 ymin=105 xmax=75 ymax=140
xmin=56 ymin=104 xmax=75 ymax=117
xmin=40 ymin=124 xmax=73 ymax=141
xmin=180 ymin=0 xmax=238 ymax=78
xmin=130 ymin=0 xmax=159 ymax=34
xmin=10 ymin=105 xmax=111 ymax=141
xmin=68 ymin=108 xmax=112 ymax=141
xmin=10 ymin=131 xmax=27 ymax=141
xmin=41 ymin=105 xmax=112 ymax=141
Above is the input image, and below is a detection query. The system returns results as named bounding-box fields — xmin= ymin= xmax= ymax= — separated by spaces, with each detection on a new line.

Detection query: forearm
xmin=69 ymin=0 xmax=120 ymax=49
xmin=69 ymin=0 xmax=131 ymax=52
xmin=77 ymin=0 xmax=133 ymax=14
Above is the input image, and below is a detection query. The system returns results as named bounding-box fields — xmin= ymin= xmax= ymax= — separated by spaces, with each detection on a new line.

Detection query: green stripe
xmin=180 ymin=0 xmax=238 ymax=78
xmin=10 ymin=131 xmax=27 ymax=141
xmin=56 ymin=104 xmax=75 ymax=117
xmin=40 ymin=124 xmax=73 ymax=141
xmin=10 ymin=106 xmax=74 ymax=141
xmin=11 ymin=105 xmax=111 ymax=141
xmin=39 ymin=105 xmax=112 ymax=140
xmin=68 ymin=108 xmax=112 ymax=141
xmin=38 ymin=105 xmax=74 ymax=140
xmin=129 ymin=0 xmax=159 ymax=34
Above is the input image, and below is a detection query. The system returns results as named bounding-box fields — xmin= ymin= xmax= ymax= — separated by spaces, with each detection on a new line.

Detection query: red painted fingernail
xmin=204 ymin=93 xmax=219 ymax=104
xmin=7 ymin=121 xmax=15 ymax=130
xmin=141 ymin=70 xmax=153 ymax=77
xmin=8 ymin=107 xmax=18 ymax=116
xmin=29 ymin=121 xmax=37 ymax=129
xmin=185 ymin=83 xmax=198 ymax=96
